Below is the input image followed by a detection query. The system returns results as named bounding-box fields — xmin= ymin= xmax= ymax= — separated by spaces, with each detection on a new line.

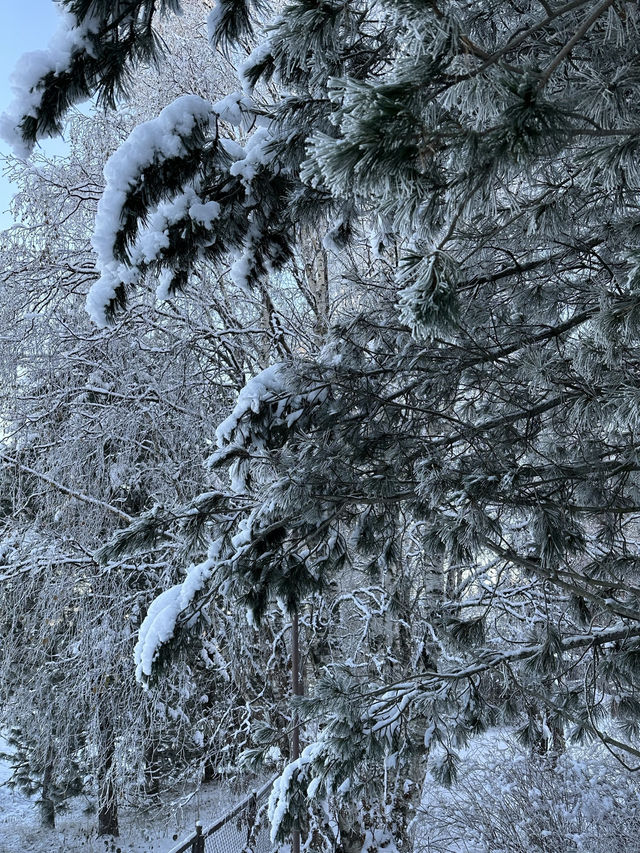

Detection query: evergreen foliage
xmin=7 ymin=0 xmax=640 ymax=849
xmin=4 ymin=0 xmax=181 ymax=151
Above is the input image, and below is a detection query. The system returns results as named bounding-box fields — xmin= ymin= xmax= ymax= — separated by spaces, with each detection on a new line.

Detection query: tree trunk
xmin=97 ymin=715 xmax=119 ymax=837
xmin=308 ymin=237 xmax=329 ymax=341
xmin=291 ymin=610 xmax=302 ymax=853
xmin=40 ymin=755 xmax=55 ymax=828
xmin=98 ymin=768 xmax=119 ymax=837
xmin=143 ymin=740 xmax=161 ymax=795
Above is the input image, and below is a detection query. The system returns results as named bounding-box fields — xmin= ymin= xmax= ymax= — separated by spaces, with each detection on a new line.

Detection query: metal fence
xmin=167 ymin=777 xmax=278 ymax=853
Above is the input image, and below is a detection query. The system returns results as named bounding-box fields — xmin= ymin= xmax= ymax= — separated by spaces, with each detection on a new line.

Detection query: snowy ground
xmin=416 ymin=731 xmax=640 ymax=853
xmin=0 ymin=741 xmax=253 ymax=853
xmin=4 ymin=730 xmax=638 ymax=853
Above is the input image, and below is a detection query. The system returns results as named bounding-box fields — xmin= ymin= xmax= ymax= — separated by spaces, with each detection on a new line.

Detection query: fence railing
xmin=167 ymin=776 xmax=278 ymax=853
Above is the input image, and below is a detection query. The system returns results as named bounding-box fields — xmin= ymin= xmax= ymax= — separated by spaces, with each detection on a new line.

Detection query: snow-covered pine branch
xmin=0 ymin=0 xmax=184 ymax=155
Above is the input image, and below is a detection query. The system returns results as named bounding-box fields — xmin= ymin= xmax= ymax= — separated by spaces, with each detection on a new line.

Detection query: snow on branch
xmin=1 ymin=1 xmax=185 ymax=155
xmin=85 ymin=89 xmax=263 ymax=325
xmin=212 ymin=364 xmax=287 ymax=451
xmin=211 ymin=91 xmax=254 ymax=129
xmin=267 ymin=742 xmax=325 ymax=843
xmin=127 ymin=187 xmax=222 ymax=299
xmin=0 ymin=8 xmax=99 ymax=157
xmin=134 ymin=538 xmax=224 ymax=682
xmin=87 ymin=94 xmax=214 ymax=326
xmin=209 ymin=363 xmax=328 ymax=493
xmin=239 ymin=38 xmax=274 ymax=95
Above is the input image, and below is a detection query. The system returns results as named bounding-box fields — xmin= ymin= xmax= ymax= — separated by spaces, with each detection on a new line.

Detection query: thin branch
xmin=538 ymin=0 xmax=617 ymax=89
xmin=1 ymin=452 xmax=133 ymax=523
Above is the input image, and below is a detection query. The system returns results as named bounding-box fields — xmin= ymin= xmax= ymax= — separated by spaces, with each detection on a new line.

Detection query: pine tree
xmin=7 ymin=0 xmax=640 ymax=849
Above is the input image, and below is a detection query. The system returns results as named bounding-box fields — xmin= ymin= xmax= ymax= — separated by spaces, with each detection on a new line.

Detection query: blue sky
xmin=0 ymin=0 xmax=63 ymax=227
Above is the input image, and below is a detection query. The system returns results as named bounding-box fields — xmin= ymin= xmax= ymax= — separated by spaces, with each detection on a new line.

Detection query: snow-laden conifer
xmin=10 ymin=0 xmax=640 ymax=849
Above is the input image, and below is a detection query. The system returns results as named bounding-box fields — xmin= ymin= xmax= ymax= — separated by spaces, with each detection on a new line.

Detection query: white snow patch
xmin=156 ymin=269 xmax=174 ymax=302
xmin=239 ymin=40 xmax=273 ymax=95
xmin=229 ymin=253 xmax=254 ymax=294
xmin=212 ymin=92 xmax=254 ymax=129
xmin=212 ymin=364 xmax=286 ymax=450
xmin=229 ymin=127 xmax=275 ymax=185
xmin=134 ymin=538 xmax=223 ymax=681
xmin=268 ymin=742 xmax=324 ymax=843
xmin=87 ymin=95 xmax=213 ymax=326
xmin=189 ymin=199 xmax=221 ymax=228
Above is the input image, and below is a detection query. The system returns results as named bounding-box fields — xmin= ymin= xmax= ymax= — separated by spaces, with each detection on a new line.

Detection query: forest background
xmin=2 ymin=2 xmax=640 ymax=852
